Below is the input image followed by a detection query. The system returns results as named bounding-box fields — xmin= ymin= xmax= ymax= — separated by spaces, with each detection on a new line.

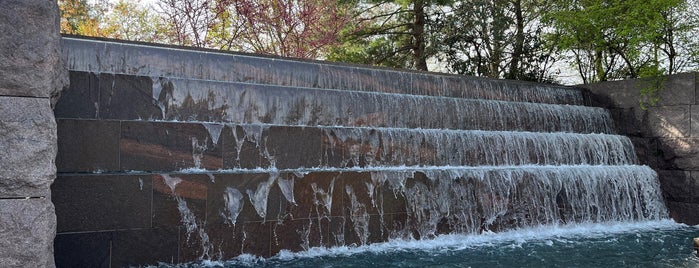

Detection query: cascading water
xmin=157 ymin=80 xmax=669 ymax=260
xmin=56 ymin=38 xmax=684 ymax=267
xmin=158 ymin=76 xmax=669 ymax=260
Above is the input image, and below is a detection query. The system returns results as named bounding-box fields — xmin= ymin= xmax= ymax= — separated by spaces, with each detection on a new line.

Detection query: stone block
xmin=0 ymin=0 xmax=67 ymax=98
xmin=411 ymin=72 xmax=444 ymax=96
xmin=271 ymin=217 xmax=330 ymax=254
xmin=222 ymin=125 xmax=262 ymax=169
xmin=657 ymin=170 xmax=695 ymax=203
xmin=54 ymin=232 xmax=111 ymax=268
xmin=56 ymin=119 xmax=121 ymax=173
xmin=658 ymin=138 xmax=699 ymax=170
xmin=183 ymin=221 xmax=272 ymax=260
xmin=654 ymin=72 xmax=696 ymax=106
xmin=263 ymin=126 xmax=322 ymax=169
xmin=55 ymin=228 xmax=179 ymax=268
xmin=608 ymin=107 xmax=646 ymax=136
xmin=583 ymin=72 xmax=697 ymax=108
xmin=120 ymin=121 xmax=223 ymax=172
xmin=628 ymin=137 xmax=667 ymax=169
xmin=692 ymin=105 xmax=699 ymax=138
xmin=152 ymin=174 xmax=209 ymax=228
xmin=647 ymin=105 xmax=690 ymax=138
xmin=581 ymin=79 xmax=641 ymax=108
xmin=54 ymin=71 xmax=99 ymax=119
xmin=0 ymin=198 xmax=56 ymax=268
xmin=111 ymin=228 xmax=179 ymax=267
xmin=343 ymin=214 xmax=387 ymax=246
xmin=221 ymin=125 xmax=323 ymax=169
xmin=207 ymin=172 xmax=289 ymax=224
xmin=665 ymin=201 xmax=699 ymax=225
xmin=0 ymin=97 xmax=56 ymax=197
xmin=61 ymin=37 xmax=102 ymax=73
xmin=317 ymin=64 xmax=361 ymax=92
xmin=267 ymin=171 xmax=346 ymax=220
xmin=52 ymin=174 xmax=152 ymax=232
xmin=99 ymin=73 xmax=162 ymax=121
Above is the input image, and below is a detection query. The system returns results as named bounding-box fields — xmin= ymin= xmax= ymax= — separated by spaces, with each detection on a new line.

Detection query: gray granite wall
xmin=582 ymin=72 xmax=699 ymax=224
xmin=0 ymin=0 xmax=68 ymax=267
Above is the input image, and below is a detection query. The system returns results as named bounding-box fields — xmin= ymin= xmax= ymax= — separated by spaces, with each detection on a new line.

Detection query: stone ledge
xmin=584 ymin=72 xmax=697 ymax=108
xmin=0 ymin=198 xmax=56 ymax=268
xmin=651 ymin=72 xmax=696 ymax=107
xmin=0 ymin=97 xmax=57 ymax=197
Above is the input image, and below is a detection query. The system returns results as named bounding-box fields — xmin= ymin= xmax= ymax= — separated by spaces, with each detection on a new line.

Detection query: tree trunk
xmin=507 ymin=0 xmax=524 ymax=80
xmin=595 ymin=48 xmax=606 ymax=82
xmin=412 ymin=0 xmax=428 ymax=71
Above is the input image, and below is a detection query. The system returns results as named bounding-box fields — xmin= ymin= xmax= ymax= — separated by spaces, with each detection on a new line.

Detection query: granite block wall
xmin=0 ymin=1 xmax=68 ymax=267
xmin=582 ymin=72 xmax=699 ymax=224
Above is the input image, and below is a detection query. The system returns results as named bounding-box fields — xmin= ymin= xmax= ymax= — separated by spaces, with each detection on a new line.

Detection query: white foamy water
xmin=206 ymin=220 xmax=694 ymax=266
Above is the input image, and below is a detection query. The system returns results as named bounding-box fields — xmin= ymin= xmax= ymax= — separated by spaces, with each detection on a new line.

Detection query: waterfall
xmin=57 ymin=37 xmax=670 ymax=263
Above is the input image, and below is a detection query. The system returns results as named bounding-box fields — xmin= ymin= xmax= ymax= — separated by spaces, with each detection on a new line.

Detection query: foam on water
xmin=182 ymin=219 xmax=694 ymax=267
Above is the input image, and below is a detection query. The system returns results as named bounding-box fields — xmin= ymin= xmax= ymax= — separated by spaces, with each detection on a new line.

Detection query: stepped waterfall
xmin=53 ymin=37 xmax=674 ymax=266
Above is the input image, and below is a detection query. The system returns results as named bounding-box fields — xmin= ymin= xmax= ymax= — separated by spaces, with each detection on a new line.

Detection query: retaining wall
xmin=583 ymin=73 xmax=699 ymax=224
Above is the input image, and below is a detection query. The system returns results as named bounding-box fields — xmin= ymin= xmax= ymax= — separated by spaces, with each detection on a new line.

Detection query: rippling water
xmin=155 ymin=220 xmax=699 ymax=268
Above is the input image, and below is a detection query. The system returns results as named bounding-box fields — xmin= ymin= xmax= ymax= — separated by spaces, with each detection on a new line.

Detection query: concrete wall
xmin=582 ymin=72 xmax=699 ymax=224
xmin=0 ymin=0 xmax=68 ymax=267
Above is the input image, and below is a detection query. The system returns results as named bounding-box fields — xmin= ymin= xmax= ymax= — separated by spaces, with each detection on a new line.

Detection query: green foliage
xmin=326 ymin=37 xmax=413 ymax=68
xmin=436 ymin=0 xmax=557 ymax=82
xmin=638 ymin=64 xmax=667 ymax=109
xmin=59 ymin=0 xmax=102 ymax=36
xmin=542 ymin=0 xmax=685 ymax=83
xmin=326 ymin=0 xmax=452 ymax=70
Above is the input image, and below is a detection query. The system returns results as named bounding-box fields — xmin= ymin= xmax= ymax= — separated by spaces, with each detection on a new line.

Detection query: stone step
xmin=57 ymin=119 xmax=636 ymax=173
xmin=55 ymin=71 xmax=613 ymax=134
xmin=62 ymin=37 xmax=586 ymax=105
xmin=53 ymin=164 xmax=666 ymax=261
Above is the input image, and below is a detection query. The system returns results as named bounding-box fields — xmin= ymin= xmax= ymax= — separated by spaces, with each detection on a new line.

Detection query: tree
xmin=543 ymin=0 xmax=685 ymax=83
xmin=655 ymin=0 xmax=699 ymax=74
xmin=436 ymin=0 xmax=556 ymax=81
xmin=59 ymin=0 xmax=103 ymax=36
xmin=155 ymin=0 xmax=224 ymax=47
xmin=327 ymin=0 xmax=451 ymax=71
xmin=224 ymin=0 xmax=353 ymax=58
xmin=101 ymin=0 xmax=163 ymax=42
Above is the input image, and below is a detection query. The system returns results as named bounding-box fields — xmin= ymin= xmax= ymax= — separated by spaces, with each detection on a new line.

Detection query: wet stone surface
xmin=52 ymin=37 xmax=668 ymax=267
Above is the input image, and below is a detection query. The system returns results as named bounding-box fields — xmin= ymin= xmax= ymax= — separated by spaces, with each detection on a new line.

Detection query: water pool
xmin=156 ymin=220 xmax=699 ymax=267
